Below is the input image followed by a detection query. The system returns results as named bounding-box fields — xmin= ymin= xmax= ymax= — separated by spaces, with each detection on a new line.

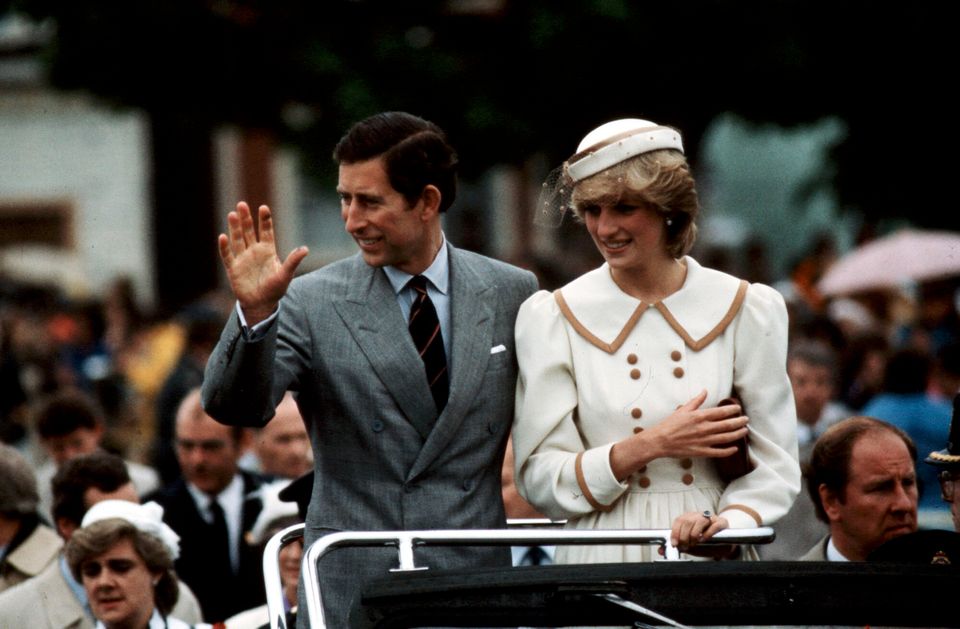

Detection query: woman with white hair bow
xmin=512 ymin=119 xmax=800 ymax=562
xmin=65 ymin=500 xmax=212 ymax=629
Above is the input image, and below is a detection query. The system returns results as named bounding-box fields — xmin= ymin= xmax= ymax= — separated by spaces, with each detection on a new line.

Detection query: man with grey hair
xmin=788 ymin=340 xmax=850 ymax=448
xmin=0 ymin=443 xmax=62 ymax=592
xmin=761 ymin=340 xmax=849 ymax=559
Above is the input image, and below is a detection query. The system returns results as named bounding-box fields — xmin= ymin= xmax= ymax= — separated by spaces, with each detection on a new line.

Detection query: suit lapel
xmin=332 ymin=257 xmax=438 ymax=440
xmin=240 ymin=472 xmax=263 ymax=531
xmin=409 ymin=245 xmax=495 ymax=479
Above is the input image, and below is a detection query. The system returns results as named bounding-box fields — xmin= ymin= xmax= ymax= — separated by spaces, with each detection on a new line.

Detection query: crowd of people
xmin=2 ymin=111 xmax=959 ymax=628
xmin=0 ymin=284 xmax=311 ymax=626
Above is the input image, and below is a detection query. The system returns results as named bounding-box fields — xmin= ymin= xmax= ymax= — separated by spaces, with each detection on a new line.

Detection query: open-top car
xmin=264 ymin=524 xmax=958 ymax=628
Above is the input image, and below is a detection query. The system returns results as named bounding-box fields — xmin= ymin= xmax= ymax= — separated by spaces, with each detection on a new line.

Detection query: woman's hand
xmin=670 ymin=510 xmax=733 ymax=556
xmin=610 ymin=390 xmax=749 ymax=479
xmin=218 ymin=202 xmax=309 ymax=325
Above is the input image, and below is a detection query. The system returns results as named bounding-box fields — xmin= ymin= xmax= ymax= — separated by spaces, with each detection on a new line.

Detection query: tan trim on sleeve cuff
xmin=575 ymin=452 xmax=615 ymax=512
xmin=721 ymin=503 xmax=762 ymax=526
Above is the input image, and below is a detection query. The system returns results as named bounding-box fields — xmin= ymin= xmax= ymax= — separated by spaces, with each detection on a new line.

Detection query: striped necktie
xmin=407 ymin=275 xmax=448 ymax=414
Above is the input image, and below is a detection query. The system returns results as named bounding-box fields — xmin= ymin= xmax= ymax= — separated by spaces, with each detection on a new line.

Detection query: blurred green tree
xmin=4 ymin=0 xmax=954 ymax=303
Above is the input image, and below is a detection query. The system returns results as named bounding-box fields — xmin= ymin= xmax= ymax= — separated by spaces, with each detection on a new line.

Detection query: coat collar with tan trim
xmin=554 ymin=257 xmax=748 ymax=355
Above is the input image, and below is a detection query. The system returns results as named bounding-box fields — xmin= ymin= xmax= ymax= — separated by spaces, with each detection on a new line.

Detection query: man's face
xmin=938 ymin=470 xmax=960 ymax=532
xmin=822 ymin=430 xmax=918 ymax=559
xmin=175 ymin=414 xmax=242 ymax=495
xmin=338 ymin=158 xmax=436 ymax=274
xmin=952 ymin=482 xmax=960 ymax=533
xmin=788 ymin=358 xmax=833 ymax=426
xmin=80 ymin=536 xmax=157 ymax=629
xmin=256 ymin=398 xmax=311 ymax=479
xmin=43 ymin=427 xmax=102 ymax=465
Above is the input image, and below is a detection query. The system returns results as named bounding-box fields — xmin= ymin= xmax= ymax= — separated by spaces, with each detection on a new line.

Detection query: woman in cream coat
xmin=513 ymin=119 xmax=800 ymax=563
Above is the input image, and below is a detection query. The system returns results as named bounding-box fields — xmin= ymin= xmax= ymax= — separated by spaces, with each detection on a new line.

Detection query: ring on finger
xmin=702 ymin=510 xmax=713 ymax=520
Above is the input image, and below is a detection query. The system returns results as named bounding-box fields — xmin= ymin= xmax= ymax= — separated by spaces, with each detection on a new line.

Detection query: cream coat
xmin=513 ymin=257 xmax=800 ymax=562
xmin=0 ymin=523 xmax=61 ymax=593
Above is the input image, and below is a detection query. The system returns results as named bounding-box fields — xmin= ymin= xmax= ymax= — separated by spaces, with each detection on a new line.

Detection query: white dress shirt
xmin=186 ymin=475 xmax=245 ymax=573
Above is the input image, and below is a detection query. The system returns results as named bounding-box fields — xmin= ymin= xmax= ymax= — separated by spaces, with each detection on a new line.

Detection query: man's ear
xmin=819 ymin=483 xmax=843 ymax=522
xmin=56 ymin=516 xmax=77 ymax=541
xmin=237 ymin=428 xmax=254 ymax=454
xmin=418 ymin=185 xmax=441 ymax=220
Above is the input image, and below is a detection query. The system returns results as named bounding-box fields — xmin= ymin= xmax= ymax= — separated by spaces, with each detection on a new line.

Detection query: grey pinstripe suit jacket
xmin=202 ymin=244 xmax=537 ymax=625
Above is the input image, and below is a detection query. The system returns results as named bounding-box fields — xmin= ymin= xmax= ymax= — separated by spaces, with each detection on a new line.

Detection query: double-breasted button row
xmin=680 ymin=457 xmax=694 ymax=485
xmin=671 ymin=349 xmax=684 ymax=378
xmin=625 ymin=351 xmax=684 ymax=379
xmin=633 ymin=460 xmax=697 ymax=489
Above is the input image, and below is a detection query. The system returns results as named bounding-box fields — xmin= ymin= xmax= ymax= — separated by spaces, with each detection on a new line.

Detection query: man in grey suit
xmin=202 ymin=111 xmax=538 ymax=625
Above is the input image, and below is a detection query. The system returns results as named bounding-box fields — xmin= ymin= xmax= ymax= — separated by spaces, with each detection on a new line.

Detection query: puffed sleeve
xmin=512 ymin=291 xmax=629 ymax=520
xmin=718 ymin=283 xmax=801 ymax=529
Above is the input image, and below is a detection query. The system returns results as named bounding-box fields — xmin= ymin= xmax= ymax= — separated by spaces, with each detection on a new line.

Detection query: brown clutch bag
xmin=713 ymin=395 xmax=753 ymax=483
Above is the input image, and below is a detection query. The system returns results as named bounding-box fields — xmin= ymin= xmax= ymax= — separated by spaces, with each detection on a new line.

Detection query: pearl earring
xmin=665 ymin=218 xmax=673 ymax=227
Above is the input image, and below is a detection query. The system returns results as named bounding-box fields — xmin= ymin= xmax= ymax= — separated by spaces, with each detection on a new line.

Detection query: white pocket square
xmin=490 ymin=344 xmax=507 ymax=355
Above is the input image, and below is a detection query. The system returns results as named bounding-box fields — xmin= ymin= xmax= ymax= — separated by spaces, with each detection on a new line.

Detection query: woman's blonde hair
xmin=570 ymin=149 xmax=699 ymax=258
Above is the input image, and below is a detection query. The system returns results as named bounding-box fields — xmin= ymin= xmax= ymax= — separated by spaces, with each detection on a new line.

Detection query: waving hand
xmin=218 ymin=202 xmax=309 ymax=326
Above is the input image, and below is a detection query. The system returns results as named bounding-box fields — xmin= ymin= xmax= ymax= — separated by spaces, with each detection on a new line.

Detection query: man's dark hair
xmin=51 ymin=451 xmax=131 ymax=526
xmin=333 ymin=111 xmax=458 ymax=213
xmin=806 ymin=416 xmax=916 ymax=522
xmin=35 ymin=388 xmax=103 ymax=439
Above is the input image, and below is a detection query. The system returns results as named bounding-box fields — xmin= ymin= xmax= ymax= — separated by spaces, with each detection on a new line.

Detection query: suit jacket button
xmin=680 ymin=458 xmax=693 ymax=469
xmin=671 ymin=350 xmax=682 ymax=361
xmin=372 ymin=420 xmax=384 ymax=432
xmin=627 ymin=353 xmax=638 ymax=364
xmin=638 ymin=477 xmax=651 ymax=488
xmin=673 ymin=367 xmax=685 ymax=378
xmin=462 ymin=479 xmax=473 ymax=491
xmin=682 ymin=473 xmax=694 ymax=485
xmin=630 ymin=368 xmax=641 ymax=380
xmin=488 ymin=422 xmax=498 ymax=435
xmin=631 ymin=408 xmax=642 ymax=419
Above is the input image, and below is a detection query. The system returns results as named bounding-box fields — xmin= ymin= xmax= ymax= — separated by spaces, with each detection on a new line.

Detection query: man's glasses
xmin=80 ymin=558 xmax=138 ymax=579
xmin=939 ymin=470 xmax=959 ymax=502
